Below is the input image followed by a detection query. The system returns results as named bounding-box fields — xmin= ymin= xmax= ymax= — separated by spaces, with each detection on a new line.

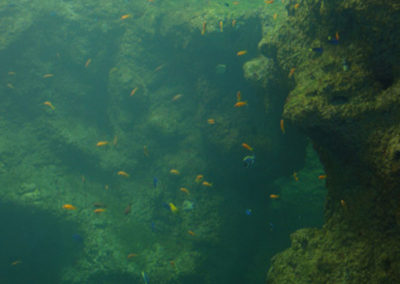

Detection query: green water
xmin=0 ymin=1 xmax=326 ymax=283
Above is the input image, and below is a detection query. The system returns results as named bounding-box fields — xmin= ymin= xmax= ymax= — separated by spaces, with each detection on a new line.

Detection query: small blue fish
xmin=243 ymin=155 xmax=255 ymax=168
xmin=153 ymin=177 xmax=158 ymax=188
xmin=72 ymin=233 xmax=83 ymax=243
xmin=162 ymin=202 xmax=170 ymax=210
xmin=141 ymin=271 xmax=149 ymax=284
xmin=151 ymin=221 xmax=156 ymax=232
xmin=245 ymin=209 xmax=252 ymax=216
xmin=327 ymin=37 xmax=339 ymax=45
xmin=311 ymin=47 xmax=323 ymax=53
xmin=269 ymin=222 xmax=275 ymax=231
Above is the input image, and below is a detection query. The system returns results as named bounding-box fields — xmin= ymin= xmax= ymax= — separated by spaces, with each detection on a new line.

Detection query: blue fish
xmin=327 ymin=36 xmax=339 ymax=45
xmin=153 ymin=177 xmax=158 ymax=188
xmin=72 ymin=233 xmax=83 ymax=243
xmin=245 ymin=209 xmax=252 ymax=216
xmin=243 ymin=155 xmax=255 ymax=168
xmin=269 ymin=222 xmax=275 ymax=231
xmin=311 ymin=47 xmax=323 ymax=53
xmin=151 ymin=221 xmax=156 ymax=232
xmin=141 ymin=271 xmax=149 ymax=284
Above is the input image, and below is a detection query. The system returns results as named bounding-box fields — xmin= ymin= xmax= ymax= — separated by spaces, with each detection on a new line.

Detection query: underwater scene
xmin=0 ymin=0 xmax=399 ymax=283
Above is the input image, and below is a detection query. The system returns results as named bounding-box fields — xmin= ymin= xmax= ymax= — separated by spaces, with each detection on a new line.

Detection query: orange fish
xmin=63 ymin=204 xmax=77 ymax=210
xmin=143 ymin=145 xmax=149 ymax=157
xmin=96 ymin=141 xmax=109 ymax=147
xmin=130 ymin=87 xmax=138 ymax=96
xmin=288 ymin=67 xmax=296 ymax=78
xmin=232 ymin=1 xmax=240 ymax=5
xmin=264 ymin=0 xmax=274 ymax=4
xmin=207 ymin=118 xmax=215 ymax=125
xmin=294 ymin=3 xmax=300 ymax=9
xmin=154 ymin=64 xmax=165 ymax=72
xmin=170 ymin=260 xmax=175 ymax=267
xmin=85 ymin=58 xmax=92 ymax=68
xmin=293 ymin=172 xmax=299 ymax=181
xmin=11 ymin=260 xmax=22 ymax=266
xmin=219 ymin=21 xmax=223 ymax=32
xmin=124 ymin=203 xmax=132 ymax=215
xmin=195 ymin=174 xmax=204 ymax=183
xmin=242 ymin=143 xmax=253 ymax=151
xmin=180 ymin=187 xmax=190 ymax=195
xmin=43 ymin=101 xmax=55 ymax=110
xmin=236 ymin=91 xmax=242 ymax=102
xmin=269 ymin=194 xmax=279 ymax=199
xmin=127 ymin=253 xmax=138 ymax=259
xmin=172 ymin=94 xmax=182 ymax=101
xmin=280 ymin=119 xmax=285 ymax=134
xmin=318 ymin=175 xmax=327 ymax=180
xmin=335 ymin=31 xmax=340 ymax=41
xmin=117 ymin=171 xmax=130 ymax=177
xmin=232 ymin=19 xmax=237 ymax=27
xmin=234 ymin=101 xmax=247 ymax=107
xmin=201 ymin=22 xmax=207 ymax=35
xmin=340 ymin=200 xmax=346 ymax=207
xmin=188 ymin=230 xmax=196 ymax=236
xmin=237 ymin=50 xmax=247 ymax=56
xmin=94 ymin=208 xmax=106 ymax=213
xmin=43 ymin=73 xmax=54 ymax=78
xmin=273 ymin=13 xmax=278 ymax=20
xmin=202 ymin=181 xmax=213 ymax=187
xmin=170 ymin=169 xmax=180 ymax=175
xmin=121 ymin=14 xmax=131 ymax=20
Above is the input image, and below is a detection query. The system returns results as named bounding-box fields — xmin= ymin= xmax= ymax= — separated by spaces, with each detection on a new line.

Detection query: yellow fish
xmin=63 ymin=204 xmax=77 ymax=210
xmin=43 ymin=101 xmax=55 ymax=110
xmin=121 ymin=14 xmax=131 ymax=20
xmin=219 ymin=21 xmax=223 ymax=32
xmin=207 ymin=118 xmax=216 ymax=125
xmin=195 ymin=174 xmax=204 ymax=183
xmin=169 ymin=203 xmax=178 ymax=213
xmin=269 ymin=194 xmax=279 ymax=199
xmin=202 ymin=181 xmax=212 ymax=187
xmin=280 ymin=119 xmax=285 ymax=134
xmin=234 ymin=101 xmax=247 ymax=107
xmin=96 ymin=141 xmax=109 ymax=147
xmin=236 ymin=50 xmax=247 ymax=56
xmin=293 ymin=172 xmax=299 ymax=181
xmin=43 ymin=73 xmax=54 ymax=78
xmin=180 ymin=187 xmax=190 ymax=195
xmin=117 ymin=171 xmax=130 ymax=177
xmin=172 ymin=94 xmax=183 ymax=101
xmin=85 ymin=58 xmax=92 ymax=68
xmin=170 ymin=169 xmax=180 ymax=175
xmin=94 ymin=208 xmax=106 ymax=213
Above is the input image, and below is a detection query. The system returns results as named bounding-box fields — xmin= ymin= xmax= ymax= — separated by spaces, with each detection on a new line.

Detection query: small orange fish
xmin=124 ymin=203 xmax=132 ymax=215
xmin=288 ymin=67 xmax=296 ymax=78
xmin=242 ymin=143 xmax=253 ymax=151
xmin=117 ymin=171 xmax=130 ymax=177
xmin=294 ymin=3 xmax=300 ymax=9
xmin=154 ymin=64 xmax=165 ymax=72
xmin=43 ymin=101 xmax=55 ymax=110
xmin=232 ymin=19 xmax=237 ymax=27
xmin=202 ymin=181 xmax=213 ymax=187
xmin=96 ymin=141 xmax=109 ymax=147
xmin=236 ymin=50 xmax=247 ymax=56
xmin=340 ymin=200 xmax=346 ymax=207
xmin=195 ymin=174 xmax=204 ymax=183
xmin=280 ymin=119 xmax=285 ymax=134
xmin=264 ymin=0 xmax=274 ymax=4
xmin=121 ymin=14 xmax=131 ymax=20
xmin=43 ymin=73 xmax=54 ymax=78
xmin=335 ymin=31 xmax=340 ymax=41
xmin=143 ymin=145 xmax=149 ymax=157
xmin=113 ymin=135 xmax=118 ymax=145
xmin=63 ymin=204 xmax=77 ymax=210
xmin=234 ymin=101 xmax=247 ymax=107
xmin=130 ymin=87 xmax=138 ymax=96
xmin=94 ymin=208 xmax=106 ymax=213
xmin=172 ymin=94 xmax=183 ymax=101
xmin=11 ymin=260 xmax=21 ymax=266
xmin=169 ymin=260 xmax=175 ymax=267
xmin=201 ymin=22 xmax=207 ymax=35
xmin=188 ymin=230 xmax=196 ymax=236
xmin=236 ymin=91 xmax=242 ymax=102
xmin=318 ymin=175 xmax=327 ymax=180
xmin=207 ymin=118 xmax=215 ymax=125
xmin=232 ymin=1 xmax=240 ymax=4
xmin=293 ymin=172 xmax=299 ymax=181
xmin=269 ymin=194 xmax=279 ymax=199
xmin=219 ymin=21 xmax=223 ymax=32
xmin=273 ymin=13 xmax=278 ymax=20
xmin=85 ymin=58 xmax=92 ymax=68
xmin=127 ymin=253 xmax=137 ymax=259
xmin=180 ymin=187 xmax=190 ymax=195
xmin=170 ymin=169 xmax=180 ymax=175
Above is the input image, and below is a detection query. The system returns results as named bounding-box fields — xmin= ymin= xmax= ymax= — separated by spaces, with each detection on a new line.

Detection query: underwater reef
xmin=249 ymin=1 xmax=400 ymax=283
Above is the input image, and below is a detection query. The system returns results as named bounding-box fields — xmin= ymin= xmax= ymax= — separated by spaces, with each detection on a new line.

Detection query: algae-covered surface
xmin=1 ymin=0 xmax=397 ymax=283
